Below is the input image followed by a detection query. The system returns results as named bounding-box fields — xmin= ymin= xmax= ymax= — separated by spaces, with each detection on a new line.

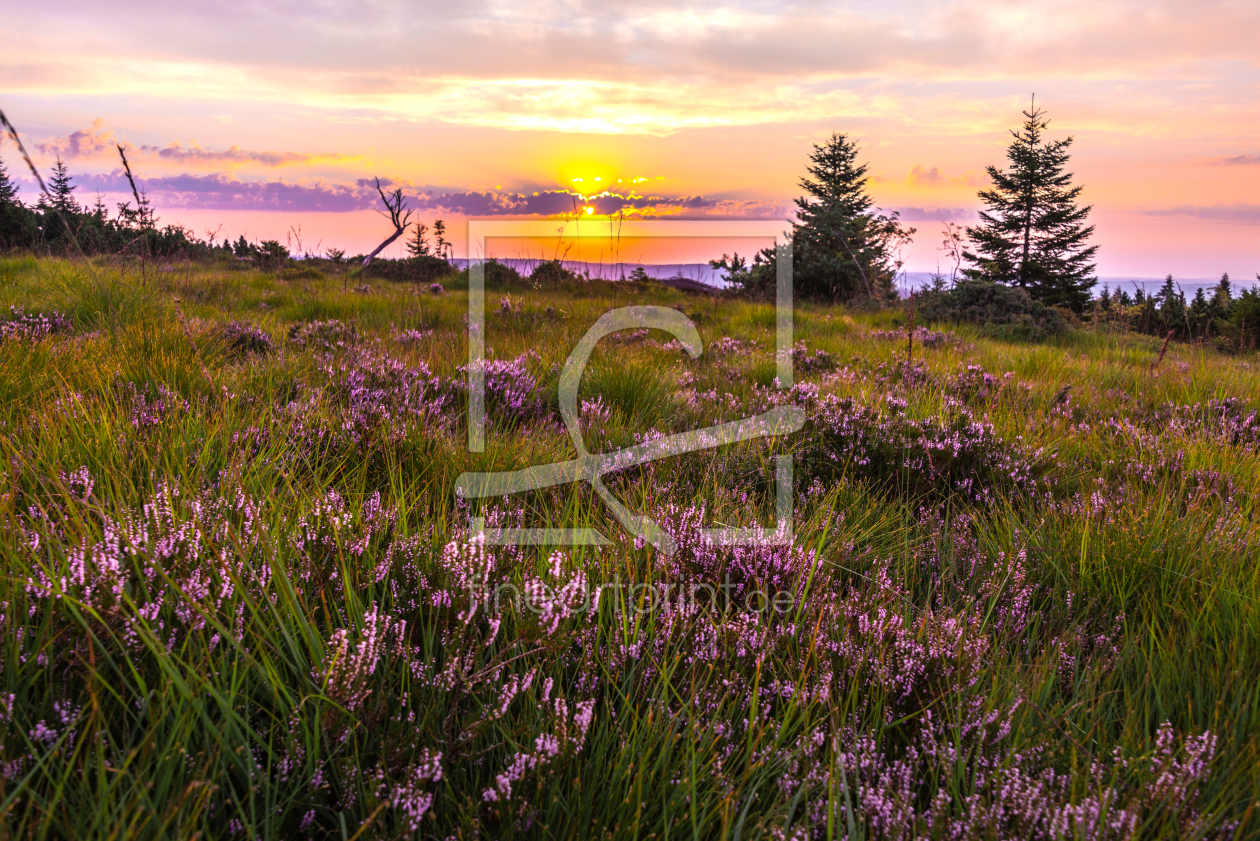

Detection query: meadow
xmin=1 ymin=254 xmax=1258 ymax=839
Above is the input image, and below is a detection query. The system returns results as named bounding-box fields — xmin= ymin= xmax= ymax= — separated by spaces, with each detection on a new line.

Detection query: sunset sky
xmin=2 ymin=0 xmax=1257 ymax=277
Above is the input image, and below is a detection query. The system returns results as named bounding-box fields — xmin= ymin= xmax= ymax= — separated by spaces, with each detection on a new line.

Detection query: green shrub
xmin=362 ymin=255 xmax=453 ymax=283
xmin=917 ymin=279 xmax=1067 ymax=340
xmin=530 ymin=259 xmax=581 ymax=285
xmin=1216 ymin=288 xmax=1260 ymax=353
xmin=277 ymin=264 xmax=324 ymax=281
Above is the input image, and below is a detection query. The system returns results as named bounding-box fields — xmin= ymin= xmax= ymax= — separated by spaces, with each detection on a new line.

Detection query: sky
xmin=1 ymin=0 xmax=1258 ymax=278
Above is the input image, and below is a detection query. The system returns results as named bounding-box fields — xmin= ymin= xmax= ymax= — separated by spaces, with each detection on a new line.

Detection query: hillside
xmin=1 ymin=255 xmax=1257 ymax=838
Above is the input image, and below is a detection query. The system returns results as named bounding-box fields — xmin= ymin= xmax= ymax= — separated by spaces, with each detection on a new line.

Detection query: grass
xmin=1 ymin=254 xmax=1258 ymax=839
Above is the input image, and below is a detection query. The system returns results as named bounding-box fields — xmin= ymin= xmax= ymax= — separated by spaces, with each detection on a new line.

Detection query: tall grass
xmin=0 ymin=255 xmax=1257 ymax=839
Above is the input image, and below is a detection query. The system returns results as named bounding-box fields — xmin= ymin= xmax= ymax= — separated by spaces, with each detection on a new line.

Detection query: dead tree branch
xmin=361 ymin=178 xmax=413 ymax=267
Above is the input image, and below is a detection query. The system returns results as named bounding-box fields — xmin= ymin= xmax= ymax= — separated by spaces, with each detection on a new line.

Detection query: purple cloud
xmin=1139 ymin=204 xmax=1260 ymax=224
xmin=1207 ymin=154 xmax=1260 ymax=166
xmin=67 ymin=172 xmax=783 ymax=218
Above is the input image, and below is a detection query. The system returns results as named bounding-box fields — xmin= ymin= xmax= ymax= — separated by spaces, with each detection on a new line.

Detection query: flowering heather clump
xmin=429 ymin=282 xmax=444 ymax=295
xmin=0 ymin=307 xmax=73 ymax=342
xmin=392 ymin=326 xmax=433 ymax=344
xmin=946 ymin=363 xmax=1006 ymax=404
xmin=580 ymin=394 xmax=612 ymax=427
xmin=121 ymin=381 xmax=190 ymax=430
xmin=708 ymin=335 xmax=757 ymax=356
xmin=217 ymin=320 xmax=275 ymax=356
xmin=317 ymin=604 xmax=405 ymax=712
xmin=871 ymin=325 xmax=952 ymax=347
xmin=799 ymin=393 xmax=1049 ymax=502
xmin=789 ymin=339 xmax=836 ymax=373
xmin=287 ymin=318 xmax=358 ymax=350
xmin=321 ymin=347 xmax=454 ymax=438
xmin=606 ymin=328 xmax=650 ymax=345
xmin=456 ymin=352 xmax=549 ymax=424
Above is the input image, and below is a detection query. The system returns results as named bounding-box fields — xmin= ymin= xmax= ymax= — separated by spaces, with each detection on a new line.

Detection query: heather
xmin=1 ymin=255 xmax=1258 ymax=839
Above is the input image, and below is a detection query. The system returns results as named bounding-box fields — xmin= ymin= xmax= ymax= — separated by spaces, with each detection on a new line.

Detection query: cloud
xmin=872 ymin=166 xmax=985 ymax=190
xmin=1207 ymin=154 xmax=1260 ymax=166
xmin=67 ymin=172 xmax=785 ymax=218
xmin=1138 ymin=204 xmax=1260 ymax=224
xmin=889 ymin=207 xmax=977 ymax=222
xmin=34 ymin=122 xmax=349 ymax=168
xmin=8 ymin=1 xmax=1260 ymax=137
xmin=34 ymin=119 xmax=119 ymax=160
xmin=907 ymin=165 xmax=942 ymax=187
xmin=152 ymin=143 xmax=349 ymax=167
xmin=76 ymin=172 xmax=375 ymax=212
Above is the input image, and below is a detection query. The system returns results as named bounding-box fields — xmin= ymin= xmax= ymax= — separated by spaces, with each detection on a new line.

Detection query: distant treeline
xmin=0 ymin=156 xmax=213 ymax=258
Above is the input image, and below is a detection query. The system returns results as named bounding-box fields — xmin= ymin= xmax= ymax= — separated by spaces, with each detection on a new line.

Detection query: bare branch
xmin=362 ymin=177 xmax=413 ymax=267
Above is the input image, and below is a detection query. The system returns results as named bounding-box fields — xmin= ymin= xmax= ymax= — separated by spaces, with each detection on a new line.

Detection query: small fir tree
xmin=962 ymin=99 xmax=1098 ymax=311
xmin=433 ymin=220 xmax=448 ymax=261
xmin=1157 ymin=275 xmax=1187 ymax=335
xmin=406 ymin=222 xmax=430 ymax=257
xmin=40 ymin=156 xmax=80 ymax=216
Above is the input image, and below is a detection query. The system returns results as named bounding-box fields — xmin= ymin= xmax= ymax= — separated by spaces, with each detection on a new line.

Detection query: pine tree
xmin=40 ymin=157 xmax=80 ymax=216
xmin=0 ymin=153 xmax=35 ymax=248
xmin=962 ymin=99 xmax=1098 ymax=312
xmin=1190 ymin=287 xmax=1210 ymax=338
xmin=0 ymin=154 xmax=19 ymax=206
xmin=1156 ymin=274 xmax=1178 ymax=307
xmin=433 ymin=220 xmax=448 ymax=261
xmin=406 ymin=222 xmax=430 ymax=257
xmin=1215 ymin=272 xmax=1232 ymax=304
xmin=1157 ymin=275 xmax=1187 ymax=336
xmin=790 ymin=133 xmax=913 ymax=301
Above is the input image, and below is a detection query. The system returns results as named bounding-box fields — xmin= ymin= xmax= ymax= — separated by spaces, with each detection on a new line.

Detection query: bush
xmin=256 ymin=240 xmax=290 ymax=270
xmin=288 ymin=319 xmax=359 ymax=350
xmin=530 ymin=259 xmax=581 ymax=285
xmin=916 ymin=280 xmax=1067 ymax=340
xmin=1216 ymin=288 xmax=1260 ymax=353
xmin=277 ymin=265 xmax=324 ymax=281
xmin=481 ymin=260 xmax=523 ymax=286
xmin=798 ymin=394 xmax=1049 ymax=503
xmin=362 ymin=256 xmax=453 ymax=284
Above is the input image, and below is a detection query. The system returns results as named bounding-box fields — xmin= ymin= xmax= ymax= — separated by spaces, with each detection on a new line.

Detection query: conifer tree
xmin=0 ymin=153 xmax=34 ymax=247
xmin=433 ymin=220 xmax=448 ymax=261
xmin=39 ymin=156 xmax=80 ymax=216
xmin=1215 ymin=272 xmax=1232 ymax=304
xmin=406 ymin=222 xmax=430 ymax=257
xmin=790 ymin=133 xmax=913 ymax=301
xmin=0 ymin=154 xmax=18 ymax=206
xmin=1156 ymin=274 xmax=1178 ymax=307
xmin=962 ymin=99 xmax=1098 ymax=311
xmin=1157 ymin=275 xmax=1187 ymax=335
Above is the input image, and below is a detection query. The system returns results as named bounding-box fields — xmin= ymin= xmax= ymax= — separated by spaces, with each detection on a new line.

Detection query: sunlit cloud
xmin=871 ymin=166 xmax=984 ymax=190
xmin=2 ymin=0 xmax=1256 ymax=272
